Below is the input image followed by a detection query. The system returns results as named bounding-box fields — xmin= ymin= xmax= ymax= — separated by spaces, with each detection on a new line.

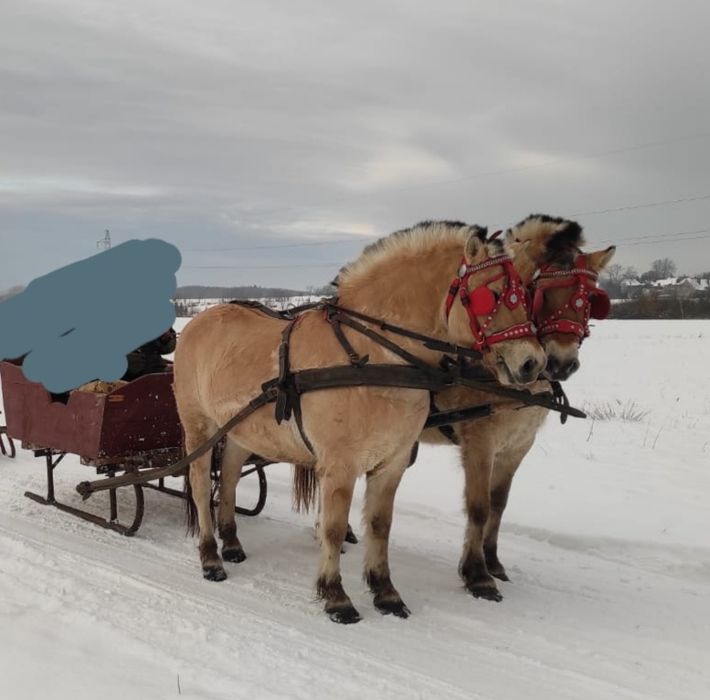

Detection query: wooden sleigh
xmin=0 ymin=360 xmax=267 ymax=535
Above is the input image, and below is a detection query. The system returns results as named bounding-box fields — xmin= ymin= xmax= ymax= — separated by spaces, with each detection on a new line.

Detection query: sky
xmin=2 ymin=0 xmax=710 ymax=290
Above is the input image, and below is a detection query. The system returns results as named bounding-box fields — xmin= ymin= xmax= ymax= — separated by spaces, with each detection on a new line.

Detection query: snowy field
xmin=1 ymin=320 xmax=709 ymax=700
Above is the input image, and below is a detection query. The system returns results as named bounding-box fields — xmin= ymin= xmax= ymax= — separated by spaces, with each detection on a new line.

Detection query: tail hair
xmin=292 ymin=463 xmax=318 ymax=513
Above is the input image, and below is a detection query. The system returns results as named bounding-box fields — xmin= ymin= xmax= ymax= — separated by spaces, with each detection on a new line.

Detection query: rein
xmin=445 ymin=254 xmax=537 ymax=351
xmin=76 ymin=298 xmax=585 ymax=499
xmin=531 ymin=255 xmax=610 ymax=342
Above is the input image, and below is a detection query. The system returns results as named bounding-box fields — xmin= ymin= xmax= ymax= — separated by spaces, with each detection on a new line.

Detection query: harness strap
xmin=274 ymin=318 xmax=315 ymax=454
xmin=429 ymin=393 xmax=460 ymax=444
xmin=76 ymin=302 xmax=585 ymax=499
xmin=325 ymin=307 xmax=369 ymax=366
xmin=323 ymin=303 xmax=484 ymax=361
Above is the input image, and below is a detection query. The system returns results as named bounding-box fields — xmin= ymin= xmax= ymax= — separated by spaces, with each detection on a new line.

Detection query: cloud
xmin=2 ymin=0 xmax=710 ymax=287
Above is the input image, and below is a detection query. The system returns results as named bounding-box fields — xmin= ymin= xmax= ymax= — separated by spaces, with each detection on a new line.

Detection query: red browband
xmin=445 ymin=254 xmax=537 ymax=352
xmin=531 ymin=255 xmax=610 ymax=342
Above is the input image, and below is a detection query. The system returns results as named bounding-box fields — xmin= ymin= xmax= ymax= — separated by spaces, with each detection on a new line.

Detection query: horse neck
xmin=338 ymin=245 xmax=460 ymax=341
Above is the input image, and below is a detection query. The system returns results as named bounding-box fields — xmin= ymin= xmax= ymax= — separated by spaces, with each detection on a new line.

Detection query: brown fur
xmin=421 ymin=217 xmax=616 ymax=597
xmin=303 ymin=215 xmax=616 ymax=601
xmin=174 ymin=221 xmax=545 ymax=622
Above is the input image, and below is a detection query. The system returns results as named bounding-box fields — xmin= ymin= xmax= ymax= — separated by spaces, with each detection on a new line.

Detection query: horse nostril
xmin=546 ymin=356 xmax=560 ymax=374
xmin=521 ymin=357 xmax=537 ymax=379
xmin=566 ymin=359 xmax=580 ymax=376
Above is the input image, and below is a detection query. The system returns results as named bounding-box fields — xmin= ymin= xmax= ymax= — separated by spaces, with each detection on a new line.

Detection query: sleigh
xmin=0 ymin=359 xmax=267 ymax=535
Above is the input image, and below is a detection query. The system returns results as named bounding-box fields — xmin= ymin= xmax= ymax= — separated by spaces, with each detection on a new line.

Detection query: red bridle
xmin=445 ymin=254 xmax=537 ymax=352
xmin=531 ymin=255 xmax=610 ymax=343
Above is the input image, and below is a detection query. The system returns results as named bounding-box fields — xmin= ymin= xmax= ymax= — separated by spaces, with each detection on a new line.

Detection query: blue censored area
xmin=0 ymin=239 xmax=181 ymax=393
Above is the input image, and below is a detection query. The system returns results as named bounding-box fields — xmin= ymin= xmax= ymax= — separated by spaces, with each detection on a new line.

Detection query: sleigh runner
xmin=0 ymin=359 xmax=268 ymax=535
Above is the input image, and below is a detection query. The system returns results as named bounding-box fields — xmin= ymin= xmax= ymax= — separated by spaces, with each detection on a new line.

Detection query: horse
xmin=419 ymin=214 xmax=616 ymax=600
xmin=173 ymin=221 xmax=546 ymax=623
xmin=295 ymin=214 xmax=615 ymax=602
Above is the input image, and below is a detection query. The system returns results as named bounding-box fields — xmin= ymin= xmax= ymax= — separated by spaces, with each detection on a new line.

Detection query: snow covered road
xmin=1 ymin=320 xmax=709 ymax=699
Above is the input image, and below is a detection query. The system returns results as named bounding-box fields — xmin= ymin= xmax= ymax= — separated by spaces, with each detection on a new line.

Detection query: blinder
xmin=589 ymin=289 xmax=610 ymax=320
xmin=470 ymin=287 xmax=496 ymax=316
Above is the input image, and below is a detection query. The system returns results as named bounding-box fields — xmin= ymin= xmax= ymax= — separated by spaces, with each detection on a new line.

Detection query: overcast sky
xmin=2 ymin=0 xmax=710 ymax=290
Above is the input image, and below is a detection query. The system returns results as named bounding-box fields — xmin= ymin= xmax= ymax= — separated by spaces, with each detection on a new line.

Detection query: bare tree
xmin=650 ymin=258 xmax=676 ymax=280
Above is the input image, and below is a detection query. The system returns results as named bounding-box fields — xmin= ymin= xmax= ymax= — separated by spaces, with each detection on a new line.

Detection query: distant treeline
xmin=612 ymin=296 xmax=710 ymax=320
xmin=175 ymin=285 xmax=307 ymax=299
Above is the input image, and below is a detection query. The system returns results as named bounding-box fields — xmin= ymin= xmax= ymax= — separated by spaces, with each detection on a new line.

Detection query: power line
xmin=615 ymin=230 xmax=710 ymax=247
xmin=183 ymin=262 xmax=343 ymax=270
xmin=184 ymin=236 xmax=370 ymax=253
xmin=183 ymin=229 xmax=710 ymax=270
xmin=185 ymin=190 xmax=710 ymax=255
xmin=569 ymin=192 xmax=710 ymax=218
xmin=596 ymin=227 xmax=710 ymax=246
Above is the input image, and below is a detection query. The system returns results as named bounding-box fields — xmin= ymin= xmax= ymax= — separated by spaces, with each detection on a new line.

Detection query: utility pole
xmin=97 ymin=229 xmax=112 ymax=251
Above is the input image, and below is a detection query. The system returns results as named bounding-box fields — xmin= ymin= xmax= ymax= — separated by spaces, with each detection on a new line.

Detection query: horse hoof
xmin=344 ymin=524 xmax=359 ymax=545
xmin=327 ymin=606 xmax=362 ymax=624
xmin=490 ymin=569 xmax=510 ymax=582
xmin=203 ymin=566 xmax=227 ymax=582
xmin=223 ymin=547 xmax=247 ymax=563
xmin=375 ymin=599 xmax=411 ymax=618
xmin=466 ymin=584 xmax=503 ymax=602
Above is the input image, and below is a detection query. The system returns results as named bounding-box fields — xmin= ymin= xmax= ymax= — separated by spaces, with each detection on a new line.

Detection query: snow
xmin=1 ymin=320 xmax=709 ymax=699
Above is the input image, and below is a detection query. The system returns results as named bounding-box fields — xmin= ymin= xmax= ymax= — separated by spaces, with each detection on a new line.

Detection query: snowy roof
xmin=651 ymin=277 xmax=680 ymax=287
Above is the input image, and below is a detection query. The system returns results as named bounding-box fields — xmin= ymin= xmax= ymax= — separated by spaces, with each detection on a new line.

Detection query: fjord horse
xmin=421 ymin=215 xmax=615 ymax=600
xmin=173 ymin=221 xmax=545 ymax=623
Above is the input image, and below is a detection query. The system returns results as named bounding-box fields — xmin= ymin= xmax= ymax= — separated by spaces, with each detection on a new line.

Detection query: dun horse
xmin=297 ymin=215 xmax=615 ymax=602
xmin=173 ymin=222 xmax=545 ymax=623
xmin=421 ymin=215 xmax=615 ymax=600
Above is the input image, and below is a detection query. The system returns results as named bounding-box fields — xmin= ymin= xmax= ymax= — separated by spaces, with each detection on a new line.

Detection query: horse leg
xmin=186 ymin=424 xmax=226 ymax=581
xmin=218 ymin=438 xmax=250 ymax=563
xmin=459 ymin=437 xmax=501 ymax=601
xmin=363 ymin=447 xmax=411 ymax=618
xmin=314 ymin=481 xmax=357 ymax=550
xmin=484 ymin=442 xmax=532 ymax=581
xmin=316 ymin=466 xmax=359 ymax=623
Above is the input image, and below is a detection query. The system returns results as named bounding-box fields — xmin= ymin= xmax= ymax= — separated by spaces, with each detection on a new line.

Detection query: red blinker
xmin=590 ymin=291 xmax=611 ymax=320
xmin=470 ymin=287 xmax=496 ymax=316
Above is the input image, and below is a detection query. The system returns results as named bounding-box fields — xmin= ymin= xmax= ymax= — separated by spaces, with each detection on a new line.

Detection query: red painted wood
xmin=0 ymin=361 xmax=182 ymax=461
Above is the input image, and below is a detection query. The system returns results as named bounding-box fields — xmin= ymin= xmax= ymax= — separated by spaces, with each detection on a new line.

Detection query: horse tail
xmin=292 ymin=463 xmax=318 ymax=513
xmin=184 ymin=466 xmax=198 ymax=536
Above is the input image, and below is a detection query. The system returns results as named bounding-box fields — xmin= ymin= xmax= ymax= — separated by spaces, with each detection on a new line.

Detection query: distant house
xmin=621 ymin=279 xmax=645 ymax=299
xmin=621 ymin=276 xmax=710 ymax=300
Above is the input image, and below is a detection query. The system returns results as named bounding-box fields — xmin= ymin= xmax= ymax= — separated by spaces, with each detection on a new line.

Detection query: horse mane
xmin=507 ymin=214 xmax=586 ymax=267
xmin=337 ymin=220 xmax=490 ymax=288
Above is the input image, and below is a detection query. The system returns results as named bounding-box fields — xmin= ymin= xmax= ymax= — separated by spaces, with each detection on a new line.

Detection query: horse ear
xmin=465 ymin=230 xmax=486 ymax=262
xmin=586 ymin=245 xmax=616 ymax=272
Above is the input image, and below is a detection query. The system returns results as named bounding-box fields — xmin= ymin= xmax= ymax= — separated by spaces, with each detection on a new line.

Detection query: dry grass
xmin=583 ymin=399 xmax=650 ymax=423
